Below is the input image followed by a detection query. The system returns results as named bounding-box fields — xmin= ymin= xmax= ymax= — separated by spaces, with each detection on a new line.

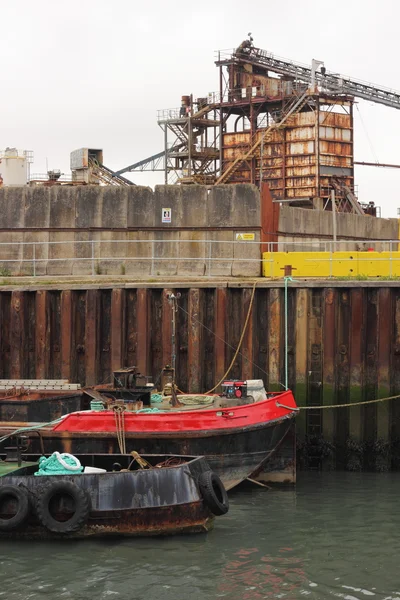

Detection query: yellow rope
xmin=297 ymin=393 xmax=400 ymax=410
xmin=204 ymin=281 xmax=258 ymax=395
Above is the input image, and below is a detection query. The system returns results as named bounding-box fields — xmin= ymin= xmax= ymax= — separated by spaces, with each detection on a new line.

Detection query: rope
xmin=0 ymin=418 xmax=64 ymax=446
xmin=127 ymin=451 xmax=153 ymax=470
xmin=293 ymin=393 xmax=400 ymax=410
xmin=34 ymin=452 xmax=83 ymax=476
xmin=113 ymin=405 xmax=126 ymax=454
xmin=203 ymin=281 xmax=257 ymax=394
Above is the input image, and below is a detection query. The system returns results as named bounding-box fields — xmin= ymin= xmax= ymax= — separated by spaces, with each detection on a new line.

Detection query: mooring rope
xmin=113 ymin=405 xmax=126 ymax=454
xmin=176 ymin=280 xmax=258 ymax=396
xmin=278 ymin=393 xmax=400 ymax=411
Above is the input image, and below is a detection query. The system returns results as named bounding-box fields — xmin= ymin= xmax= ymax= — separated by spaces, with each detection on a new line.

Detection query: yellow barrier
xmin=262 ymin=251 xmax=400 ymax=278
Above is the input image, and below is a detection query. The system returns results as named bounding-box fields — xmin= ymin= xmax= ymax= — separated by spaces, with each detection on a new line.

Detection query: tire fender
xmin=198 ymin=471 xmax=229 ymax=516
xmin=0 ymin=485 xmax=30 ymax=531
xmin=35 ymin=480 xmax=91 ymax=534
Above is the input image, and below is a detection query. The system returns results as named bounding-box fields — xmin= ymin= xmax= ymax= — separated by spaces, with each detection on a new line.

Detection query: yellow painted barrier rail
xmin=262 ymin=251 xmax=400 ymax=278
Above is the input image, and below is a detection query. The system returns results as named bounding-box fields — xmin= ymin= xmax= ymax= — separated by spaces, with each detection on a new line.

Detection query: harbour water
xmin=1 ymin=472 xmax=399 ymax=600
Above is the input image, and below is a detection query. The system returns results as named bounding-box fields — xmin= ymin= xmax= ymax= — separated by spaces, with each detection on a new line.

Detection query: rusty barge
xmin=0 ymin=453 xmax=228 ymax=538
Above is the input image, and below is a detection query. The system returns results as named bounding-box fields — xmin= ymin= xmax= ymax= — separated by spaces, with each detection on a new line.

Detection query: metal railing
xmin=0 ymin=238 xmax=263 ymax=277
xmin=0 ymin=238 xmax=399 ymax=278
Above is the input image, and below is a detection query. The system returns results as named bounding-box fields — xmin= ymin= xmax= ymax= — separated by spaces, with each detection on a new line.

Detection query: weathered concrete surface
xmin=0 ymin=184 xmax=262 ymax=277
xmin=277 ymin=206 xmax=398 ymax=251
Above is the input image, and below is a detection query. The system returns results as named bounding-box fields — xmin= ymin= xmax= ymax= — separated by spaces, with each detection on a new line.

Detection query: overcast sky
xmin=2 ymin=0 xmax=400 ymax=217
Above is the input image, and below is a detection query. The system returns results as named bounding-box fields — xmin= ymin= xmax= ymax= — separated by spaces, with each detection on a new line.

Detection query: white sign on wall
xmin=162 ymin=208 xmax=171 ymax=223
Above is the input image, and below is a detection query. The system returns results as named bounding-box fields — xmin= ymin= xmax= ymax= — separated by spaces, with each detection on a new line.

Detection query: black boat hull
xmin=28 ymin=415 xmax=295 ymax=490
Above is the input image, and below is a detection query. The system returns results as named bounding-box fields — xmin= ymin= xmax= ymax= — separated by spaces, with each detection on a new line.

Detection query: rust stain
xmin=188 ymin=288 xmax=201 ymax=393
xmin=136 ymin=289 xmax=150 ymax=375
xmin=35 ymin=290 xmax=48 ymax=379
xmin=111 ymin=289 xmax=124 ymax=372
xmin=215 ymin=288 xmax=227 ymax=385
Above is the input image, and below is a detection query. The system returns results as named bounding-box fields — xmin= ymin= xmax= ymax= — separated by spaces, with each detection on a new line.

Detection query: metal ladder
xmin=215 ymin=91 xmax=310 ymax=185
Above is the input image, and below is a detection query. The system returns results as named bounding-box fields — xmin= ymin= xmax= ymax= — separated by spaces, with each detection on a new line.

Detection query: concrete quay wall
xmin=0 ymin=184 xmax=262 ymax=277
xmin=276 ymin=206 xmax=398 ymax=250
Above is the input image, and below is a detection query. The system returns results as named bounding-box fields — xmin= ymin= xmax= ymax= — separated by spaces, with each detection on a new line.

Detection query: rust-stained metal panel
xmin=363 ymin=289 xmax=378 ymax=468
xmin=48 ymin=292 xmax=61 ymax=379
xmin=349 ymin=289 xmax=363 ymax=442
xmin=295 ymin=289 xmax=308 ymax=435
xmin=241 ymin=288 xmax=254 ymax=381
xmin=111 ymin=289 xmax=124 ymax=372
xmin=10 ymin=291 xmax=24 ymax=379
xmin=226 ymin=290 xmax=242 ymax=380
xmin=391 ymin=291 xmax=400 ymax=468
xmin=307 ymin=290 xmax=324 ymax=452
xmin=323 ymin=288 xmax=335 ymax=443
xmin=24 ymin=292 xmax=36 ymax=379
xmin=0 ymin=294 xmax=11 ymax=378
xmin=268 ymin=288 xmax=281 ymax=391
xmin=214 ymin=288 xmax=227 ymax=386
xmin=254 ymin=288 xmax=269 ymax=389
xmin=61 ymin=291 xmax=72 ymax=381
xmin=98 ymin=291 xmax=111 ymax=385
xmin=85 ymin=289 xmax=99 ymax=386
xmin=188 ymin=289 xmax=202 ymax=392
xmin=335 ymin=290 xmax=351 ymax=469
xmin=35 ymin=291 xmax=48 ymax=379
xmin=377 ymin=288 xmax=391 ymax=461
xmin=136 ymin=289 xmax=150 ymax=376
xmin=147 ymin=290 xmax=162 ymax=381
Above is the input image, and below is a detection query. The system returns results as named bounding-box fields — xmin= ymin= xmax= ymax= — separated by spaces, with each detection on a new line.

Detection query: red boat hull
xmin=34 ymin=391 xmax=298 ymax=490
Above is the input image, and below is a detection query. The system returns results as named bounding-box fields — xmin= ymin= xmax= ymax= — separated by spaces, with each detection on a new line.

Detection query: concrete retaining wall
xmin=277 ymin=206 xmax=398 ymax=251
xmin=0 ymin=184 xmax=262 ymax=277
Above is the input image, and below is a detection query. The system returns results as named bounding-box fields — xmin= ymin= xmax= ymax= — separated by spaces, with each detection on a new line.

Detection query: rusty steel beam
xmin=136 ymin=289 xmax=150 ymax=376
xmin=323 ymin=288 xmax=336 ymax=444
xmin=10 ymin=291 xmax=24 ymax=379
xmin=364 ymin=290 xmax=378 ymax=457
xmin=61 ymin=291 xmax=72 ymax=382
xmin=295 ymin=289 xmax=308 ymax=436
xmin=111 ymin=289 xmax=124 ymax=372
xmin=85 ymin=290 xmax=98 ymax=386
xmin=214 ymin=288 xmax=227 ymax=388
xmin=187 ymin=289 xmax=202 ymax=393
xmin=349 ymin=288 xmax=363 ymax=442
xmin=35 ymin=291 xmax=48 ymax=379
xmin=162 ymin=289 xmax=174 ymax=372
xmin=377 ymin=288 xmax=391 ymax=446
xmin=335 ymin=290 xmax=351 ymax=467
xmin=268 ymin=288 xmax=281 ymax=391
xmin=241 ymin=287 xmax=254 ymax=382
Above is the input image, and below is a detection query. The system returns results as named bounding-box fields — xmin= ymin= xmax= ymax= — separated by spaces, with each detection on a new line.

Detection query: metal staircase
xmin=215 ymin=91 xmax=310 ymax=185
xmin=331 ymin=178 xmax=364 ymax=215
xmin=231 ymin=47 xmax=400 ymax=110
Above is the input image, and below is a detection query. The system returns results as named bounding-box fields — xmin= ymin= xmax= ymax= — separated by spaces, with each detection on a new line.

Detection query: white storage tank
xmin=0 ymin=148 xmax=33 ymax=186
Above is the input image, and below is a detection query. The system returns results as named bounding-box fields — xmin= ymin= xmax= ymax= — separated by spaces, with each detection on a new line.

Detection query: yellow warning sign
xmin=235 ymin=233 xmax=255 ymax=241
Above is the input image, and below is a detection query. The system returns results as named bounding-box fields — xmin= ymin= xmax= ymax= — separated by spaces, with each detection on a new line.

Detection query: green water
xmin=1 ymin=472 xmax=399 ymax=599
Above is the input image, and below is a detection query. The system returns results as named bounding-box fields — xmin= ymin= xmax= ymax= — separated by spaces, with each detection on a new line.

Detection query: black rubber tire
xmin=198 ymin=471 xmax=229 ymax=516
xmin=0 ymin=485 xmax=30 ymax=531
xmin=35 ymin=481 xmax=91 ymax=534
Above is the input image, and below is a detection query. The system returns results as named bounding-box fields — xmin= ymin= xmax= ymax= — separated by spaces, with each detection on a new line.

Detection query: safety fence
xmin=0 ymin=238 xmax=399 ymax=278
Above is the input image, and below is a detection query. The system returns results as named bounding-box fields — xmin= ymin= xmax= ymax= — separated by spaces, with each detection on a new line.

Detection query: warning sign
xmin=162 ymin=208 xmax=171 ymax=223
xmin=235 ymin=233 xmax=255 ymax=241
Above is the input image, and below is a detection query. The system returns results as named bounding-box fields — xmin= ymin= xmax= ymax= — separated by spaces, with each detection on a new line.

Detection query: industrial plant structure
xmin=115 ymin=37 xmax=400 ymax=216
